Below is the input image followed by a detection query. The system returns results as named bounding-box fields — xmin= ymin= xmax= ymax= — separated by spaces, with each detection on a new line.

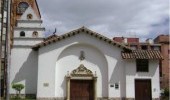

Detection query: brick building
xmin=113 ymin=37 xmax=161 ymax=50
xmin=154 ymin=34 xmax=170 ymax=89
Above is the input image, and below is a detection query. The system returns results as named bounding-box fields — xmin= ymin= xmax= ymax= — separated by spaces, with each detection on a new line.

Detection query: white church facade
xmin=9 ymin=6 xmax=162 ymax=100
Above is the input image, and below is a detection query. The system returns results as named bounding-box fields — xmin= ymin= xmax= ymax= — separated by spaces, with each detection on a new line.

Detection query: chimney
xmin=146 ymin=38 xmax=153 ymax=44
xmin=123 ymin=37 xmax=127 ymax=43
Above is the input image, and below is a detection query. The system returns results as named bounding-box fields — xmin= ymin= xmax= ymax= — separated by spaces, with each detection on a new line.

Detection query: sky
xmin=37 ymin=0 xmax=169 ymax=41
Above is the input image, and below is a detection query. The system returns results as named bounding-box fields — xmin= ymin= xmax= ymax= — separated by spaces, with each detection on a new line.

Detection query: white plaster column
xmin=66 ymin=76 xmax=70 ymax=100
xmin=94 ymin=76 xmax=97 ymax=100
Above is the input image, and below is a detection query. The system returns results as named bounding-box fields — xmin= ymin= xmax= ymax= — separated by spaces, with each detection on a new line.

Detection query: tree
xmin=12 ymin=83 xmax=24 ymax=99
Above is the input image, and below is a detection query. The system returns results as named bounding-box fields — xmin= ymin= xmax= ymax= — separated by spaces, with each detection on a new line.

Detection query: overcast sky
xmin=37 ymin=0 xmax=169 ymax=41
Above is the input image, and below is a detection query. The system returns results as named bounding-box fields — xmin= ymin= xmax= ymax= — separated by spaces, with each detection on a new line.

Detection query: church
xmin=9 ymin=1 xmax=162 ymax=100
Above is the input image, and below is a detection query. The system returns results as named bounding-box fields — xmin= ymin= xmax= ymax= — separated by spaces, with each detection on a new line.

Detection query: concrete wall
xmin=37 ymin=33 xmax=126 ymax=98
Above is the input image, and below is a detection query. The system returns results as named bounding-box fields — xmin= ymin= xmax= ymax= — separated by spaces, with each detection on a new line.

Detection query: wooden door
xmin=70 ymin=80 xmax=94 ymax=100
xmin=135 ymin=79 xmax=152 ymax=100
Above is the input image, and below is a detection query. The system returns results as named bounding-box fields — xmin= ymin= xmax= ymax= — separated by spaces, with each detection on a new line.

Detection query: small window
xmin=20 ymin=31 xmax=25 ymax=37
xmin=27 ymin=14 xmax=33 ymax=19
xmin=32 ymin=31 xmax=38 ymax=37
xmin=136 ymin=59 xmax=149 ymax=72
xmin=115 ymin=83 xmax=119 ymax=89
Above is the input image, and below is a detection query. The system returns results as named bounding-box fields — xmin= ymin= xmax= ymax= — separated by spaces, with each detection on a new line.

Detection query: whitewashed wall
xmin=17 ymin=21 xmax=42 ymax=27
xmin=9 ymin=6 xmax=44 ymax=95
xmin=14 ymin=30 xmax=44 ymax=38
xmin=125 ymin=59 xmax=160 ymax=98
xmin=20 ymin=6 xmax=39 ymax=20
xmin=10 ymin=48 xmax=38 ymax=94
xmin=37 ymin=33 xmax=126 ymax=98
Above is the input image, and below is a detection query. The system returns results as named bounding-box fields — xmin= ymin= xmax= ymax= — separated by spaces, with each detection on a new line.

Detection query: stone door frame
xmin=66 ymin=64 xmax=97 ymax=100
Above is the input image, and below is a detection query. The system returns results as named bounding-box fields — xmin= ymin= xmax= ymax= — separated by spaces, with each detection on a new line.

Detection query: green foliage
xmin=164 ymin=88 xmax=169 ymax=97
xmin=161 ymin=88 xmax=169 ymax=100
xmin=12 ymin=83 xmax=25 ymax=99
xmin=12 ymin=83 xmax=24 ymax=92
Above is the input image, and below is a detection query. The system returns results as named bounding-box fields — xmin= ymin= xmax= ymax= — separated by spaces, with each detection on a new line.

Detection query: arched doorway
xmin=66 ymin=64 xmax=97 ymax=100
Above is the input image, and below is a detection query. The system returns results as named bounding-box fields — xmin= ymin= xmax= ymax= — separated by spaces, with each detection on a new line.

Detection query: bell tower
xmin=9 ymin=0 xmax=45 ymax=98
xmin=12 ymin=5 xmax=45 ymax=47
xmin=10 ymin=0 xmax=41 ymax=46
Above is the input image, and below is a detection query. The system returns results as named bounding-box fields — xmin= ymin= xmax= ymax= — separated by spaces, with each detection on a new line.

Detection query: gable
xmin=32 ymin=27 xmax=132 ymax=51
xmin=20 ymin=6 xmax=39 ymax=20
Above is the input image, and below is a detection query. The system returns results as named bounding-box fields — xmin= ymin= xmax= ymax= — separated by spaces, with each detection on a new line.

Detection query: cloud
xmin=37 ymin=0 xmax=169 ymax=39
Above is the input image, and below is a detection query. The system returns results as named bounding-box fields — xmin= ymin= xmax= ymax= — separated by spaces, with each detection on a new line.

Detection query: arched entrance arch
xmin=66 ymin=64 xmax=97 ymax=100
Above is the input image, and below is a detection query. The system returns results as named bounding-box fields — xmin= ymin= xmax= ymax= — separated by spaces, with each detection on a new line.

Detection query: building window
xmin=136 ymin=59 xmax=149 ymax=72
xmin=115 ymin=83 xmax=119 ymax=89
xmin=159 ymin=61 xmax=162 ymax=77
xmin=32 ymin=31 xmax=38 ymax=37
xmin=20 ymin=31 xmax=25 ymax=37
xmin=141 ymin=45 xmax=147 ymax=50
xmin=17 ymin=2 xmax=29 ymax=14
xmin=27 ymin=14 xmax=33 ymax=19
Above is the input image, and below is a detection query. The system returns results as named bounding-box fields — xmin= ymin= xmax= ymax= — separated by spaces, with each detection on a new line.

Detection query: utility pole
xmin=0 ymin=0 xmax=11 ymax=99
xmin=0 ymin=0 xmax=5 ymax=98
xmin=0 ymin=1 xmax=2 ymax=98
xmin=5 ymin=0 xmax=11 ymax=99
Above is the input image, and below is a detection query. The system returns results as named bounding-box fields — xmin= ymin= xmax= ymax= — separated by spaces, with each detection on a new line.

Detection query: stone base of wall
xmin=152 ymin=98 xmax=160 ymax=100
xmin=37 ymin=97 xmax=65 ymax=100
xmin=125 ymin=98 xmax=160 ymax=100
xmin=28 ymin=97 xmax=160 ymax=100
xmin=37 ymin=97 xmax=123 ymax=100
xmin=10 ymin=94 xmax=36 ymax=99
xmin=98 ymin=97 xmax=122 ymax=100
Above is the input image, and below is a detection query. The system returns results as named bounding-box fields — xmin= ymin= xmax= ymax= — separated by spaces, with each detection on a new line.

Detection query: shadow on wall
xmin=109 ymin=56 xmax=126 ymax=98
xmin=58 ymin=43 xmax=108 ymax=97
xmin=12 ymin=51 xmax=38 ymax=94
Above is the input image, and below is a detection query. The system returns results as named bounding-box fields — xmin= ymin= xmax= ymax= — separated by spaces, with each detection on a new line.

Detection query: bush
xmin=12 ymin=83 xmax=24 ymax=99
xmin=164 ymin=88 xmax=169 ymax=97
xmin=161 ymin=88 xmax=169 ymax=100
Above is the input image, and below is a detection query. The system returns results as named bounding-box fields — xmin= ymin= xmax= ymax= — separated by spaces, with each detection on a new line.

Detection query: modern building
xmin=154 ymin=35 xmax=170 ymax=89
xmin=113 ymin=37 xmax=161 ymax=51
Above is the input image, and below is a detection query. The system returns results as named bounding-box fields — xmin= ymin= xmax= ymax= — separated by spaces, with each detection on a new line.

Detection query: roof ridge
xmin=32 ymin=27 xmax=132 ymax=51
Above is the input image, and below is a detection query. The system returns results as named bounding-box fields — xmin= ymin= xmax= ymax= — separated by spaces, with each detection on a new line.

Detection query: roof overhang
xmin=32 ymin=27 xmax=132 ymax=51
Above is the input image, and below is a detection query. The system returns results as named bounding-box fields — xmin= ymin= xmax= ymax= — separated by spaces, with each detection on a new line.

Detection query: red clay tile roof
xmin=32 ymin=27 xmax=132 ymax=51
xmin=121 ymin=50 xmax=163 ymax=59
xmin=43 ymin=34 xmax=58 ymax=41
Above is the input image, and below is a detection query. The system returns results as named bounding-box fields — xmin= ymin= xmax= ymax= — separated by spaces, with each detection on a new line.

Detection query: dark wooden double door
xmin=135 ymin=79 xmax=152 ymax=100
xmin=70 ymin=80 xmax=94 ymax=100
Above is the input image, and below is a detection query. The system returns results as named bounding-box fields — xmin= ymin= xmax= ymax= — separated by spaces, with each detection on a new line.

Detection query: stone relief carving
xmin=71 ymin=64 xmax=93 ymax=76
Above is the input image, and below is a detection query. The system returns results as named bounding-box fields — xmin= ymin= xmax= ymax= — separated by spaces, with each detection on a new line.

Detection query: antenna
xmin=53 ymin=28 xmax=57 ymax=35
